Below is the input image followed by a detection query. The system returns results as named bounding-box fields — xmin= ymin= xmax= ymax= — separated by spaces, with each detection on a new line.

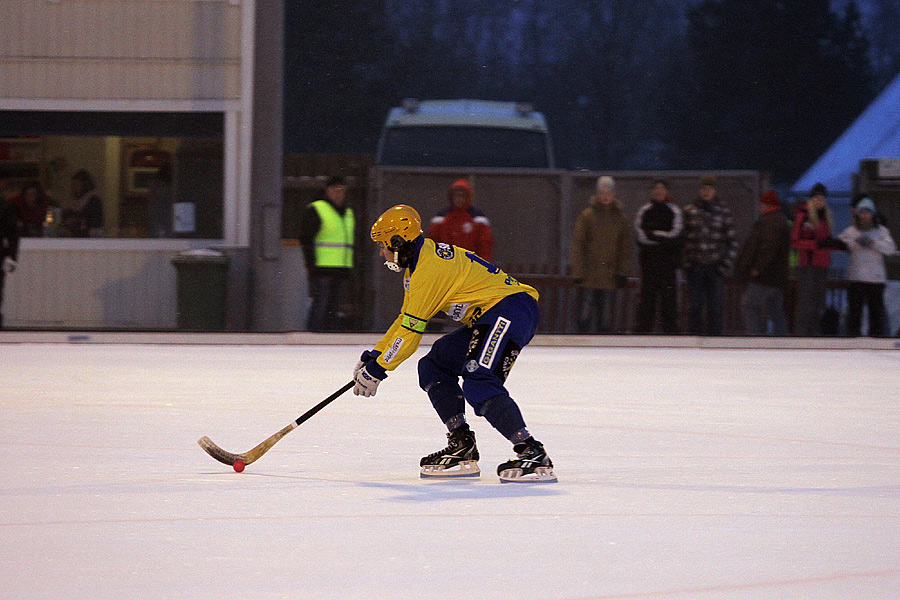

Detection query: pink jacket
xmin=790 ymin=203 xmax=832 ymax=268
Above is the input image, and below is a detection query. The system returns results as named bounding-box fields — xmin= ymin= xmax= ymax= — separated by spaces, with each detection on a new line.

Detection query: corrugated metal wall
xmin=0 ymin=0 xmax=241 ymax=100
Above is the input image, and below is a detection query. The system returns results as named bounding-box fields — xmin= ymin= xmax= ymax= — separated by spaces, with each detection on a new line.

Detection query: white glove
xmin=353 ymin=364 xmax=382 ymax=397
xmin=353 ymin=350 xmax=379 ymax=380
xmin=2 ymin=257 xmax=16 ymax=273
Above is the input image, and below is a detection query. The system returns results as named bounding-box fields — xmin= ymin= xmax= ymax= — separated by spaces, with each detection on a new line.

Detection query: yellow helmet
xmin=370 ymin=204 xmax=423 ymax=250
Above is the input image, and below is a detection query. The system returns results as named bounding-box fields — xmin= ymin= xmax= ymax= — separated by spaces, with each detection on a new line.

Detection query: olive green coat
xmin=570 ymin=196 xmax=633 ymax=289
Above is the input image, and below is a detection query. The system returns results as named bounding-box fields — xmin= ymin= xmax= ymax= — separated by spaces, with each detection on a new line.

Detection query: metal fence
xmin=366 ymin=166 xmax=763 ymax=333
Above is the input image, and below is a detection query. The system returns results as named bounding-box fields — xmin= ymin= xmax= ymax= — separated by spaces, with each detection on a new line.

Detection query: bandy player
xmin=352 ymin=204 xmax=556 ymax=483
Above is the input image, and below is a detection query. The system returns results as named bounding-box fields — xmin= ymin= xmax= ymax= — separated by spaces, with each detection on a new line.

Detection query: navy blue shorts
xmin=418 ymin=292 xmax=539 ymax=412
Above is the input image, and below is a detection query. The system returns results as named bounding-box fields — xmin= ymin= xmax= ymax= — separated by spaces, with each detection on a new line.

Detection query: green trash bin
xmin=171 ymin=249 xmax=230 ymax=330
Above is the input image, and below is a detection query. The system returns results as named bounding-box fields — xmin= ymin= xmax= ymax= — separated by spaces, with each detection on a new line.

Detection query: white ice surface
xmin=2 ymin=343 xmax=899 ymax=599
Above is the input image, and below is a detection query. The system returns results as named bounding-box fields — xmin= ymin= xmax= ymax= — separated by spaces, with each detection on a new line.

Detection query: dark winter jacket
xmin=0 ymin=198 xmax=19 ymax=262
xmin=681 ymin=197 xmax=738 ymax=274
xmin=734 ymin=208 xmax=791 ymax=290
xmin=63 ymin=193 xmax=103 ymax=237
xmin=570 ymin=196 xmax=633 ymax=289
xmin=634 ymin=198 xmax=684 ymax=265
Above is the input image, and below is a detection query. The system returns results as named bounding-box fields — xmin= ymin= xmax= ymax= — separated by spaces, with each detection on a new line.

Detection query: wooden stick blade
xmin=197 ymin=436 xmax=245 ymax=466
xmin=197 ymin=381 xmax=351 ymax=469
xmin=197 ymin=423 xmax=296 ymax=467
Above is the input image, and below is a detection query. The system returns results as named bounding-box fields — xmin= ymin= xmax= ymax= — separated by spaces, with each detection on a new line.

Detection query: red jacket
xmin=790 ymin=202 xmax=832 ymax=268
xmin=425 ymin=178 xmax=494 ymax=260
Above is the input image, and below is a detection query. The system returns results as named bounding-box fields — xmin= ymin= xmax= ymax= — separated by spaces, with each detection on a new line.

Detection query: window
xmin=0 ymin=111 xmax=223 ymax=239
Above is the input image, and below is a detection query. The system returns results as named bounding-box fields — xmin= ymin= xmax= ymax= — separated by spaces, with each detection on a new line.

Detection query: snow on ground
xmin=2 ymin=342 xmax=899 ymax=599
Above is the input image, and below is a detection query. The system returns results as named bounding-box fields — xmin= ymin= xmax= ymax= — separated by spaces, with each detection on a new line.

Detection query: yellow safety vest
xmin=311 ymin=200 xmax=354 ymax=268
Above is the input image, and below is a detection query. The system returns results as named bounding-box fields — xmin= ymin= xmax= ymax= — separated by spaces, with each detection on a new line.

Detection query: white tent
xmin=793 ymin=71 xmax=900 ymax=196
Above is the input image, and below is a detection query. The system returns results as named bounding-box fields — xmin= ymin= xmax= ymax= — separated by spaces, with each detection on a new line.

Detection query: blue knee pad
xmin=479 ymin=394 xmax=527 ymax=441
xmin=418 ymin=326 xmax=470 ymax=392
xmin=461 ymin=370 xmax=508 ymax=414
xmin=424 ymin=380 xmax=465 ymax=424
xmin=418 ymin=353 xmax=450 ymax=392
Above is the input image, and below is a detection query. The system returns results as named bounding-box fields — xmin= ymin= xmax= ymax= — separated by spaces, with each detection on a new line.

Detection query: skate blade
xmin=498 ymin=466 xmax=557 ymax=484
xmin=420 ymin=460 xmax=481 ymax=478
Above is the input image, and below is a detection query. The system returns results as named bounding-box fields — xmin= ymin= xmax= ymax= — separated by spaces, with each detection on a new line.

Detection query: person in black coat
xmin=633 ymin=179 xmax=684 ymax=333
xmin=1 ymin=191 xmax=21 ymax=328
xmin=734 ymin=190 xmax=791 ymax=335
xmin=63 ymin=169 xmax=104 ymax=237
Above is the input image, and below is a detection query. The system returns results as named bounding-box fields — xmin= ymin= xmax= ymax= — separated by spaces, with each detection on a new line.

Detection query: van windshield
xmin=378 ymin=126 xmax=552 ymax=168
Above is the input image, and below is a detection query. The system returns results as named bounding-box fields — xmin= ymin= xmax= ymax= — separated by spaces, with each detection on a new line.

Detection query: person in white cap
xmin=837 ymin=196 xmax=897 ymax=336
xmin=570 ymin=176 xmax=632 ymax=333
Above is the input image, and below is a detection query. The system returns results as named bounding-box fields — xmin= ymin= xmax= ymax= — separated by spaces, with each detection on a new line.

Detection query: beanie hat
xmin=760 ymin=190 xmax=780 ymax=206
xmin=809 ymin=182 xmax=827 ymax=198
xmin=325 ymin=175 xmax=346 ymax=187
xmin=596 ymin=175 xmax=615 ymax=193
xmin=700 ymin=174 xmax=716 ymax=188
xmin=856 ymin=197 xmax=876 ymax=213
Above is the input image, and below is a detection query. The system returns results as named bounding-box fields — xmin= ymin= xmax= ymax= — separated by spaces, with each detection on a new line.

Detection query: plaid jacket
xmin=681 ymin=197 xmax=737 ymax=273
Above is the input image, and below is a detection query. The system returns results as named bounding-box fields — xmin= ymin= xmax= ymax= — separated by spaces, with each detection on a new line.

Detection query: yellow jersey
xmin=373 ymin=238 xmax=538 ymax=372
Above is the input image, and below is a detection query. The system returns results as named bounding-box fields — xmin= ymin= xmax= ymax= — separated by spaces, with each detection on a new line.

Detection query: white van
xmin=375 ymin=99 xmax=555 ymax=169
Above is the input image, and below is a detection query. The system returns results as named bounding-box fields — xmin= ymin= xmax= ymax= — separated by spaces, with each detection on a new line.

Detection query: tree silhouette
xmin=665 ymin=0 xmax=872 ymax=183
xmin=283 ymin=0 xmax=880 ymax=181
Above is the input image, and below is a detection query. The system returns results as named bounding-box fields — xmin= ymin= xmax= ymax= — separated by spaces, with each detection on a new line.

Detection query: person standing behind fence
xmin=633 ymin=179 xmax=683 ymax=334
xmin=0 ymin=189 xmax=19 ymax=328
xmin=11 ymin=181 xmax=51 ymax=237
xmin=570 ymin=176 xmax=632 ymax=333
xmin=734 ymin=190 xmax=791 ymax=335
xmin=299 ymin=176 xmax=355 ymax=332
xmin=682 ymin=175 xmax=737 ymax=335
xmin=426 ymin=178 xmax=494 ymax=261
xmin=63 ymin=169 xmax=104 ymax=237
xmin=790 ymin=182 xmax=834 ymax=336
xmin=837 ymin=197 xmax=897 ymax=337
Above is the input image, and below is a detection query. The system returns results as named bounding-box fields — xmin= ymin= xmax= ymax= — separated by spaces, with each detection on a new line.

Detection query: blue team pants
xmin=417 ymin=292 xmax=539 ymax=441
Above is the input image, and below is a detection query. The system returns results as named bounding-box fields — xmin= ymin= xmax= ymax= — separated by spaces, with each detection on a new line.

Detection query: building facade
xmin=0 ymin=0 xmax=277 ymax=329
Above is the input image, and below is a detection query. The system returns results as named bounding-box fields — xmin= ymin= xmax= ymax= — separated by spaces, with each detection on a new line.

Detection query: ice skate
xmin=420 ymin=424 xmax=480 ymax=478
xmin=497 ymin=438 xmax=556 ymax=483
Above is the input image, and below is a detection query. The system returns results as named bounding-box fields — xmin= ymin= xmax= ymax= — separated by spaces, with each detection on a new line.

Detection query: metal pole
xmin=249 ymin=0 xmax=284 ymax=331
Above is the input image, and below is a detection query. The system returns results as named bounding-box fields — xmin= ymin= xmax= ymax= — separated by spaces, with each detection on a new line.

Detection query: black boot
xmin=420 ymin=424 xmax=480 ymax=478
xmin=497 ymin=437 xmax=556 ymax=483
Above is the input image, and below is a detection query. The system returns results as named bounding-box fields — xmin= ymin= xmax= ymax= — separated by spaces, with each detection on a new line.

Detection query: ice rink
xmin=2 ymin=340 xmax=899 ymax=599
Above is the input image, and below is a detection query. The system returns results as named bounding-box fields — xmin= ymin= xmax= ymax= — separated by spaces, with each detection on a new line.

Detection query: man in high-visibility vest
xmin=299 ymin=176 xmax=355 ymax=331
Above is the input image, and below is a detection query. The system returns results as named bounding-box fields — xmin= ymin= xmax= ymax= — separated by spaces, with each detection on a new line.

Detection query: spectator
xmin=426 ymin=178 xmax=494 ymax=260
xmin=1 ymin=189 xmax=19 ymax=328
xmin=633 ymin=179 xmax=683 ymax=334
xmin=299 ymin=175 xmax=355 ymax=332
xmin=734 ymin=190 xmax=791 ymax=335
xmin=63 ymin=169 xmax=104 ymax=237
xmin=790 ymin=182 xmax=834 ymax=336
xmin=569 ymin=176 xmax=632 ymax=334
xmin=837 ymin=197 xmax=897 ymax=337
xmin=12 ymin=181 xmax=52 ymax=237
xmin=682 ymin=175 xmax=738 ymax=335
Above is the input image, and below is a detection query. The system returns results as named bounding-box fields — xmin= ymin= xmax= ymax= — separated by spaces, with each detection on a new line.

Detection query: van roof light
xmin=514 ymin=102 xmax=534 ymax=116
xmin=401 ymin=98 xmax=420 ymax=113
